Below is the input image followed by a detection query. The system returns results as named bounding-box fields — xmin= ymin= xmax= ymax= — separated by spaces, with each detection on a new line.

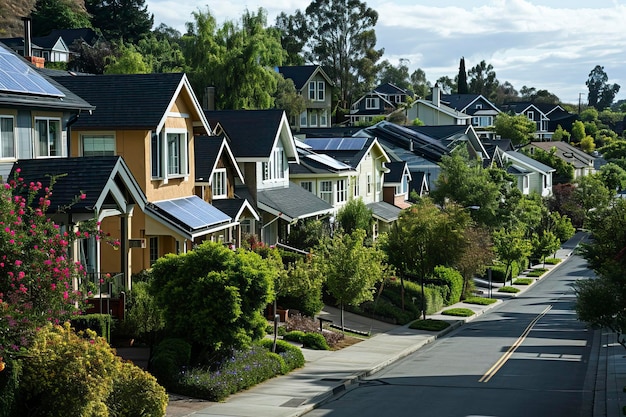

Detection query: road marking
xmin=479 ymin=305 xmax=552 ymax=383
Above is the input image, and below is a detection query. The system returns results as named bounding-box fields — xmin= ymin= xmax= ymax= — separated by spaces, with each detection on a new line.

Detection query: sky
xmin=145 ymin=0 xmax=626 ymax=104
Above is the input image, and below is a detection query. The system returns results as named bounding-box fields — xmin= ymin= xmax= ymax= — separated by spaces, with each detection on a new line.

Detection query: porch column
xmin=120 ymin=213 xmax=131 ymax=291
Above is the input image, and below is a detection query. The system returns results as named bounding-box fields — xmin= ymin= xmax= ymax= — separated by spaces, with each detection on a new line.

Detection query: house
xmin=406 ymin=84 xmax=472 ymax=127
xmin=349 ymin=83 xmax=413 ymax=125
xmin=277 ymin=65 xmax=334 ymax=129
xmin=0 ymin=19 xmax=70 ymax=64
xmin=526 ymin=140 xmax=596 ymax=179
xmin=440 ymin=90 xmax=501 ymax=139
xmin=382 ymin=160 xmax=412 ymax=208
xmin=499 ymin=102 xmax=577 ymax=140
xmin=50 ymin=72 xmax=243 ymax=276
xmin=206 ymin=109 xmax=334 ymax=244
xmin=499 ymin=150 xmax=554 ymax=197
xmin=297 ymin=136 xmax=400 ymax=236
xmin=194 ymin=134 xmax=259 ymax=246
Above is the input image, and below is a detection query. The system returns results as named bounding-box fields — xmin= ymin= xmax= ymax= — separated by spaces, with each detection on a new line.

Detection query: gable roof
xmin=194 ymin=135 xmax=244 ymax=183
xmin=211 ymin=198 xmax=259 ymax=222
xmin=300 ymin=136 xmax=389 ymax=168
xmin=206 ymin=109 xmax=298 ymax=163
xmin=374 ymin=83 xmax=412 ymax=97
xmin=0 ymin=43 xmax=94 ymax=111
xmin=384 ymin=161 xmax=411 ymax=184
xmin=500 ymin=102 xmax=546 ymax=117
xmin=411 ymin=98 xmax=472 ymax=121
xmin=51 ymin=72 xmax=211 ymax=134
xmin=257 ymin=181 xmax=333 ymax=222
xmin=504 ymin=151 xmax=555 ymax=174
xmin=292 ymin=141 xmax=355 ymax=175
xmin=528 ymin=141 xmax=595 ymax=170
xmin=441 ymin=94 xmax=500 ymax=115
xmin=10 ymin=156 xmax=146 ymax=215
xmin=367 ymin=201 xmax=402 ymax=223
xmin=48 ymin=28 xmax=101 ymax=48
xmin=277 ymin=65 xmax=333 ymax=90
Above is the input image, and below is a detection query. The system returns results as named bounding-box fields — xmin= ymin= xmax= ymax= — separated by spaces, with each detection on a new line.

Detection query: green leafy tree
xmin=531 ymin=230 xmax=560 ymax=266
xmin=595 ymin=128 xmax=618 ymax=148
xmin=273 ymin=74 xmax=307 ymax=124
xmin=586 ymin=65 xmax=621 ymax=111
xmin=570 ymin=120 xmax=586 ymax=143
xmin=551 ymin=125 xmax=571 ymax=142
xmin=136 ymin=33 xmax=186 ymax=73
xmin=492 ymin=227 xmax=532 ymax=286
xmin=183 ymin=7 xmax=285 ymax=110
xmin=494 ymin=113 xmax=536 ymax=146
xmin=273 ymin=11 xmax=308 ymax=65
xmin=528 ymin=147 xmax=574 ymax=184
xmin=494 ymin=81 xmax=519 ymax=105
xmin=32 ymin=0 xmax=91 ymax=37
xmin=454 ymin=226 xmax=494 ymax=298
xmin=104 ymin=42 xmax=151 ymax=74
xmin=149 ymin=241 xmax=276 ymax=351
xmin=123 ymin=280 xmax=165 ymax=345
xmin=282 ymin=255 xmax=325 ymax=316
xmin=600 ymin=140 xmax=626 ymax=160
xmin=318 ymin=229 xmax=387 ymax=330
xmin=303 ymin=0 xmax=383 ymax=110
xmin=286 ymin=218 xmax=329 ymax=251
xmin=520 ymin=86 xmax=560 ymax=104
xmin=573 ymin=174 xmax=611 ymax=228
xmin=598 ymin=162 xmax=626 ymax=193
xmin=410 ymin=68 xmax=431 ymax=98
xmin=467 ymin=60 xmax=499 ymax=100
xmin=377 ymin=59 xmax=411 ymax=92
xmin=337 ymin=198 xmax=373 ymax=236
xmin=436 ymin=76 xmax=455 ymax=94
xmin=86 ymin=0 xmax=154 ymax=43
xmin=580 ymin=135 xmax=596 ymax=154
xmin=457 ymin=57 xmax=468 ymax=94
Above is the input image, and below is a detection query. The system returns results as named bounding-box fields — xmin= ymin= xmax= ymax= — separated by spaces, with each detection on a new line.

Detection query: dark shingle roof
xmin=374 ymin=83 xmax=412 ymax=96
xmin=408 ymin=125 xmax=468 ymax=140
xmin=385 ymin=161 xmax=407 ymax=183
xmin=206 ymin=110 xmax=286 ymax=159
xmin=9 ymin=156 xmax=142 ymax=213
xmin=212 ymin=198 xmax=258 ymax=221
xmin=49 ymin=28 xmax=100 ymax=48
xmin=367 ymin=201 xmax=402 ymax=223
xmin=364 ymin=121 xmax=449 ymax=162
xmin=301 ymin=137 xmax=374 ymax=168
xmin=194 ymin=135 xmax=224 ymax=182
xmin=441 ymin=94 xmax=481 ymax=111
xmin=257 ymin=182 xmax=333 ymax=222
xmin=277 ymin=66 xmax=318 ymax=90
xmin=51 ymin=72 xmax=188 ymax=129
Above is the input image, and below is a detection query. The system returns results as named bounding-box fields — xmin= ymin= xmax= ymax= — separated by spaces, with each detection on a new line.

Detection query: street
xmin=306 ymin=252 xmax=598 ymax=417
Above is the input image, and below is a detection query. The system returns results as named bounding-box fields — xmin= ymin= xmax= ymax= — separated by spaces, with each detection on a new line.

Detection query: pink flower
xmin=63 ymin=291 xmax=69 ymax=300
xmin=80 ymin=194 xmax=86 ymax=200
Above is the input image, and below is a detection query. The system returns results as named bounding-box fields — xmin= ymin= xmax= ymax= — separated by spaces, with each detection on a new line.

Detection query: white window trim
xmin=163 ymin=128 xmax=189 ymax=181
xmin=34 ymin=117 xmax=64 ymax=158
xmin=301 ymin=181 xmax=313 ymax=193
xmin=367 ymin=173 xmax=372 ymax=195
xmin=320 ymin=110 xmax=328 ymax=127
xmin=320 ymin=180 xmax=333 ymax=205
xmin=365 ymin=97 xmax=379 ymax=110
xmin=0 ymin=115 xmax=15 ymax=160
xmin=213 ymin=168 xmax=227 ymax=199
xmin=317 ymin=81 xmax=325 ymax=101
xmin=336 ymin=179 xmax=347 ymax=203
xmin=300 ymin=110 xmax=308 ymax=127
xmin=80 ymin=132 xmax=116 ymax=157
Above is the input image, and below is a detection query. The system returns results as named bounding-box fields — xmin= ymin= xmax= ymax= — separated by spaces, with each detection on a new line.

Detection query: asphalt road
xmin=306 ymin=253 xmax=598 ymax=417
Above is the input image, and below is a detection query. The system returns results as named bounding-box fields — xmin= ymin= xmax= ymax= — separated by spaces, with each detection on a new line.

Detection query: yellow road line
xmin=479 ymin=305 xmax=552 ymax=383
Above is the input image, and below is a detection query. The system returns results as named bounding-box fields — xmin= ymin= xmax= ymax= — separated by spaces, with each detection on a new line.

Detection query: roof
xmin=9 ymin=156 xmax=146 ymax=214
xmin=385 ymin=161 xmax=409 ymax=183
xmin=292 ymin=143 xmax=354 ymax=175
xmin=277 ymin=65 xmax=333 ymax=90
xmin=194 ymin=135 xmax=244 ymax=183
xmin=49 ymin=28 xmax=101 ymax=48
xmin=206 ymin=109 xmax=298 ymax=162
xmin=505 ymin=151 xmax=555 ymax=173
xmin=411 ymin=98 xmax=472 ymax=120
xmin=145 ymin=195 xmax=232 ymax=240
xmin=51 ymin=72 xmax=210 ymax=133
xmin=0 ymin=43 xmax=94 ymax=111
xmin=528 ymin=141 xmax=595 ymax=170
xmin=374 ymin=83 xmax=412 ymax=97
xmin=441 ymin=94 xmax=500 ymax=115
xmin=211 ymin=198 xmax=259 ymax=222
xmin=367 ymin=201 xmax=402 ymax=223
xmin=301 ymin=137 xmax=386 ymax=168
xmin=363 ymin=121 xmax=451 ymax=162
xmin=257 ymin=182 xmax=333 ymax=222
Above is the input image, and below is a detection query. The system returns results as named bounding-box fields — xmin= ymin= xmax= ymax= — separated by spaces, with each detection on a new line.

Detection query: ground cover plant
xmin=442 ymin=308 xmax=475 ymax=317
xmin=498 ymin=286 xmax=521 ymax=293
xmin=409 ymin=319 xmax=450 ymax=331
xmin=543 ymin=258 xmax=561 ymax=265
xmin=463 ymin=297 xmax=498 ymax=305
xmin=527 ymin=268 xmax=548 ymax=277
xmin=513 ymin=278 xmax=534 ymax=285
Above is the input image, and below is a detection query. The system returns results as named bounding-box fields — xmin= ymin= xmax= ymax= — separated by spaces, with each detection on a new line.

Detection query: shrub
xmin=176 ymin=345 xmax=283 ymax=402
xmin=123 ymin=280 xmax=165 ymax=344
xmin=71 ymin=314 xmax=112 ymax=343
xmin=487 ymin=262 xmax=521 ymax=283
xmin=442 ymin=308 xmax=475 ymax=317
xmin=265 ymin=324 xmax=287 ymax=336
xmin=543 ymin=258 xmax=561 ymax=265
xmin=286 ymin=313 xmax=321 ymax=333
xmin=107 ymin=361 xmax=168 ymax=417
xmin=498 ymin=286 xmax=520 ymax=293
xmin=527 ymin=269 xmax=548 ymax=277
xmin=409 ymin=319 xmax=450 ymax=331
xmin=430 ymin=266 xmax=464 ymax=305
xmin=513 ymin=278 xmax=534 ymax=285
xmin=302 ymin=332 xmax=330 ymax=350
xmin=0 ymin=358 xmax=22 ymax=417
xmin=258 ymin=339 xmax=305 ymax=372
xmin=463 ymin=297 xmax=498 ymax=306
xmin=19 ymin=323 xmax=118 ymax=417
xmin=150 ymin=338 xmax=192 ymax=388
xmin=284 ymin=330 xmax=306 ymax=343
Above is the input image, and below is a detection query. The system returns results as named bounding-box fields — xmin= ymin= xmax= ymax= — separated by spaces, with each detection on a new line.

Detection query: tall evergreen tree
xmin=457 ymin=57 xmax=468 ymax=94
xmin=32 ymin=0 xmax=91 ymax=37
xmin=586 ymin=65 xmax=621 ymax=111
xmin=86 ymin=0 xmax=154 ymax=43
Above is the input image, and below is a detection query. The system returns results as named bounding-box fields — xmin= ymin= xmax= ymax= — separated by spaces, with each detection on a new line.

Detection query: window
xmin=320 ymin=181 xmax=333 ymax=205
xmin=310 ymin=112 xmax=318 ymax=127
xmin=396 ymin=173 xmax=409 ymax=195
xmin=472 ymin=116 xmax=492 ymax=127
xmin=301 ymin=181 xmax=313 ymax=192
xmin=0 ymin=116 xmax=15 ymax=159
xmin=540 ymin=119 xmax=549 ymax=131
xmin=352 ymin=176 xmax=359 ymax=197
xmin=213 ymin=168 xmax=227 ymax=199
xmin=167 ymin=133 xmax=182 ymax=175
xmin=300 ymin=110 xmax=308 ymax=127
xmin=526 ymin=111 xmax=534 ymax=120
xmin=365 ymin=98 xmax=379 ymax=109
xmin=82 ymin=134 xmax=115 ymax=156
xmin=35 ymin=118 xmax=62 ymax=157
xmin=240 ymin=219 xmax=252 ymax=235
xmin=263 ymin=145 xmax=286 ymax=182
xmin=151 ymin=133 xmax=162 ymax=178
xmin=309 ymin=81 xmax=325 ymax=101
xmin=523 ymin=176 xmax=529 ymax=189
xmin=367 ymin=173 xmax=372 ymax=194
xmin=149 ymin=237 xmax=159 ymax=266
xmin=336 ymin=179 xmax=347 ymax=203
xmin=320 ymin=110 xmax=328 ymax=127
xmin=475 ymin=103 xmax=483 ymax=110
xmin=377 ymin=173 xmax=382 ymax=192
xmin=152 ymin=130 xmax=188 ymax=179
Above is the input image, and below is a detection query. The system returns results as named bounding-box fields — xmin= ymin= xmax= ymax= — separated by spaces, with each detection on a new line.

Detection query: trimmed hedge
xmin=258 ymin=339 xmax=305 ymax=372
xmin=487 ymin=262 xmax=521 ymax=283
xmin=463 ymin=297 xmax=498 ymax=306
xmin=302 ymin=332 xmax=330 ymax=350
xmin=430 ymin=266 xmax=464 ymax=306
xmin=409 ymin=319 xmax=450 ymax=331
xmin=442 ymin=308 xmax=475 ymax=317
xmin=513 ymin=278 xmax=534 ymax=285
xmin=498 ymin=286 xmax=520 ymax=293
xmin=284 ymin=330 xmax=305 ymax=343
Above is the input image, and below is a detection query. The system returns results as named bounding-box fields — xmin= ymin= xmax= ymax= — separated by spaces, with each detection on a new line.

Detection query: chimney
xmin=432 ymin=83 xmax=440 ymax=107
xmin=203 ymin=86 xmax=216 ymax=111
xmin=22 ymin=17 xmax=32 ymax=58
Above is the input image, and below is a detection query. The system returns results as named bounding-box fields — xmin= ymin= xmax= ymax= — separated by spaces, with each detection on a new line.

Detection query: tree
xmin=492 ymin=227 xmax=532 ymax=286
xmin=454 ymin=226 xmax=494 ymax=298
xmin=86 ymin=0 xmax=154 ymax=44
xmin=528 ymin=147 xmax=574 ymax=184
xmin=573 ymin=174 xmax=611 ymax=228
xmin=377 ymin=59 xmax=411 ymax=92
xmin=580 ymin=135 xmax=596 ymax=154
xmin=494 ymin=81 xmax=519 ymax=105
xmin=410 ymin=68 xmax=431 ymax=98
xmin=494 ymin=113 xmax=536 ymax=146
xmin=457 ymin=57 xmax=468 ymax=94
xmin=273 ymin=74 xmax=307 ymax=123
xmin=135 ymin=33 xmax=186 ymax=73
xmin=69 ymin=39 xmax=114 ymax=74
xmin=318 ymin=229 xmax=387 ymax=330
xmin=598 ymin=162 xmax=626 ymax=193
xmin=467 ymin=60 xmax=499 ymax=99
xmin=600 ymin=140 xmax=626 ymax=161
xmin=435 ymin=76 xmax=455 ymax=94
xmin=531 ymin=230 xmax=560 ymax=266
xmin=336 ymin=198 xmax=373 ymax=236
xmin=149 ymin=241 xmax=276 ymax=351
xmin=104 ymin=43 xmax=151 ymax=74
xmin=301 ymin=0 xmax=384 ymax=111
xmin=570 ymin=120 xmax=586 ymax=143
xmin=586 ymin=65 xmax=621 ymax=111
xmin=520 ymin=86 xmax=560 ymax=104
xmin=182 ymin=8 xmax=285 ymax=110
xmin=273 ymin=11 xmax=308 ymax=65
xmin=32 ymin=0 xmax=91 ymax=37
xmin=552 ymin=125 xmax=571 ymax=142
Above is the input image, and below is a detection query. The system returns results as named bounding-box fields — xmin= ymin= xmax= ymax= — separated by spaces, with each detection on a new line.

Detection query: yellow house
xmin=52 ymin=72 xmax=238 ymax=280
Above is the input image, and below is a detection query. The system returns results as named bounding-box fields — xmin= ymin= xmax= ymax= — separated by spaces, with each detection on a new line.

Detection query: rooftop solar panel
xmin=153 ymin=196 xmax=231 ymax=231
xmin=304 ymin=137 xmax=367 ymax=151
xmin=0 ymin=46 xmax=65 ymax=97
xmin=306 ymin=153 xmax=353 ymax=170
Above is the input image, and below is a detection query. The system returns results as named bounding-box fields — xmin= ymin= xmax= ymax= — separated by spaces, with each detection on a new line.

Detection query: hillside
xmin=0 ymin=0 xmax=86 ymax=38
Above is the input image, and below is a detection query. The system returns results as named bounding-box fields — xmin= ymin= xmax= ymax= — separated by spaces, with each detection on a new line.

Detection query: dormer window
xmin=262 ymin=144 xmax=286 ymax=182
xmin=475 ymin=103 xmax=483 ymax=110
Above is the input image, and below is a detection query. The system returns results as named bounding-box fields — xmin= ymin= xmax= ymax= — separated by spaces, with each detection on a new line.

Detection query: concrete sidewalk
xmin=165 ymin=231 xmax=618 ymax=417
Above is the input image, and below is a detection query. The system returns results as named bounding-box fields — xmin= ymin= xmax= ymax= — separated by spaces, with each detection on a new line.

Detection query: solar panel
xmin=0 ymin=45 xmax=65 ymax=97
xmin=306 ymin=153 xmax=353 ymax=170
xmin=153 ymin=196 xmax=231 ymax=231
xmin=304 ymin=137 xmax=367 ymax=151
